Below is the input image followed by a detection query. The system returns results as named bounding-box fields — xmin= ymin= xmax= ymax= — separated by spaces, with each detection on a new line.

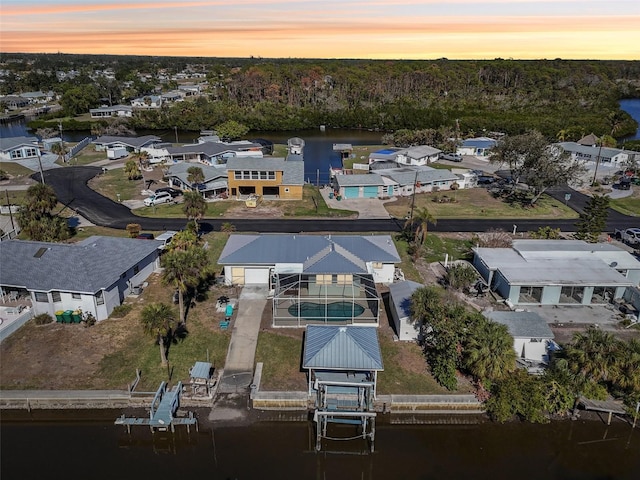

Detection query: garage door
xmin=244 ymin=268 xmax=271 ymax=285
xmin=343 ymin=187 xmax=359 ymax=199
xmin=363 ymin=186 xmax=378 ymax=198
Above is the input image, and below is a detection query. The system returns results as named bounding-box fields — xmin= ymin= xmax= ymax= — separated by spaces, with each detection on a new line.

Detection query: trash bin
xmin=72 ymin=310 xmax=82 ymax=323
xmin=62 ymin=310 xmax=73 ymax=324
xmin=328 ymin=192 xmax=334 ymax=199
xmin=55 ymin=310 xmax=65 ymax=323
xmin=336 ymin=195 xmax=342 ymax=201
xmin=225 ymin=304 xmax=234 ymax=317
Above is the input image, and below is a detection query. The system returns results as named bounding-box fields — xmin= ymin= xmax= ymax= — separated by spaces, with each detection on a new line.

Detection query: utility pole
xmin=5 ymin=189 xmax=15 ymax=232
xmin=409 ymin=170 xmax=418 ymax=222
xmin=591 ymin=137 xmax=604 ymax=186
xmin=36 ymin=148 xmax=46 ymax=185
xmin=174 ymin=126 xmax=179 ymax=144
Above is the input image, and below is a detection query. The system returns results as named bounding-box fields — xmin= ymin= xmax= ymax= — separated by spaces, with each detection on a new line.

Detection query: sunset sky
xmin=2 ymin=0 xmax=639 ymax=60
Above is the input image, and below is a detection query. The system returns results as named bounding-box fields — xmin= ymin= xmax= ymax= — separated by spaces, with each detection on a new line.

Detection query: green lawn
xmin=610 ymin=194 xmax=640 ymax=217
xmin=281 ymin=184 xmax=357 ymax=217
xmin=90 ymin=167 xmax=142 ymax=202
xmin=0 ymin=162 xmax=33 ymax=178
xmin=255 ymin=332 xmax=306 ymax=391
xmin=386 ymin=188 xmax=578 ymax=219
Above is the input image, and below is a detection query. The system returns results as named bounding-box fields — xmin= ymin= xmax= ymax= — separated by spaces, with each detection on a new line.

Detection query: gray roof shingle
xmin=0 ymin=236 xmax=160 ymax=293
xmin=484 ymin=311 xmax=554 ymax=339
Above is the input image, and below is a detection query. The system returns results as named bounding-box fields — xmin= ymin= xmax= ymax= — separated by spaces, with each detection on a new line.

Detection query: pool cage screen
xmin=272 ymin=273 xmax=380 ymax=327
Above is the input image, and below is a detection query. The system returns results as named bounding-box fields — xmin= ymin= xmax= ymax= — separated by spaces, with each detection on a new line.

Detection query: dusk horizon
xmin=2 ymin=1 xmax=639 ymax=61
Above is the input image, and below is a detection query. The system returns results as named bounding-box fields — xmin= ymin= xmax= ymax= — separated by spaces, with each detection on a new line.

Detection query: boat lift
xmin=115 ymin=381 xmax=198 ymax=433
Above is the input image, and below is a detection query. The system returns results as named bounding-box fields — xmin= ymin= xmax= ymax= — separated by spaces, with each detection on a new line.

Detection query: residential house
xmin=163 ymin=141 xmax=263 ymax=166
xmin=1 ymin=95 xmax=29 ymax=110
xmin=456 ymin=137 xmax=497 ymax=156
xmin=165 ymin=162 xmax=228 ymax=199
xmin=20 ymin=91 xmax=53 ymax=104
xmin=89 ymin=104 xmax=133 ymax=118
xmin=333 ymin=174 xmax=386 ymax=199
xmin=387 ymin=280 xmax=424 ymax=341
xmin=483 ymin=311 xmax=556 ymax=373
xmin=473 ymin=239 xmax=639 ymax=307
xmin=226 ymin=156 xmax=304 ymax=200
xmin=557 ymin=141 xmax=638 ymax=165
xmin=219 ymin=234 xmax=401 ymax=327
xmin=0 ymin=236 xmax=162 ymax=321
xmin=0 ymin=136 xmax=41 ymax=161
xmin=93 ymin=135 xmax=162 ymax=153
xmin=161 ymin=91 xmax=184 ymax=103
xmin=131 ymin=95 xmax=163 ymax=108
xmin=394 ymin=145 xmax=442 ymax=166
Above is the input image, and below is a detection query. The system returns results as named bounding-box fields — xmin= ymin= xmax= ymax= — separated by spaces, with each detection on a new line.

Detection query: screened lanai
xmin=272 ymin=272 xmax=380 ymax=327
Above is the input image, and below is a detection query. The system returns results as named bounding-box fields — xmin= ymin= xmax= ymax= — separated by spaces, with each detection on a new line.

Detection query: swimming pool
xmin=288 ymin=301 xmax=365 ymax=321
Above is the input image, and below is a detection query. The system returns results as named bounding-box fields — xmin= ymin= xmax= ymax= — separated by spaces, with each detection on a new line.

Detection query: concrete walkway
xmin=217 ymin=285 xmax=268 ymax=393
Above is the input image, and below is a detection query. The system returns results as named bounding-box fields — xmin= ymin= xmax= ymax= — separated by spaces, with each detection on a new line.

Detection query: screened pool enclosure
xmin=272 ymin=273 xmax=380 ymax=327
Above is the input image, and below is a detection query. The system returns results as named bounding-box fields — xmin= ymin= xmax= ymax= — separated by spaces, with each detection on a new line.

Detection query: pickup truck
xmin=614 ymin=228 xmax=640 ymax=244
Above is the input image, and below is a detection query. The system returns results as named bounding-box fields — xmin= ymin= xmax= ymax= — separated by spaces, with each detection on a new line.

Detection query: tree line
xmin=4 ymin=53 xmax=637 ymax=140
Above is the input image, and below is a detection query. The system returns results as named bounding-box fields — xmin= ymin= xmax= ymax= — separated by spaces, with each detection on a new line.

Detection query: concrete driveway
xmin=319 ymin=186 xmax=393 ymax=219
xmin=217 ymin=285 xmax=268 ymax=393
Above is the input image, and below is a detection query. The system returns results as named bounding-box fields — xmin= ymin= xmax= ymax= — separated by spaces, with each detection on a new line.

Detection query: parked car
xmin=136 ymin=233 xmax=155 ymax=240
xmin=155 ymin=230 xmax=178 ymax=249
xmin=439 ymin=152 xmax=463 ymax=162
xmin=144 ymin=191 xmax=172 ymax=206
xmin=614 ymin=228 xmax=640 ymax=245
xmin=614 ymin=180 xmax=631 ymax=190
xmin=477 ymin=176 xmax=496 ymax=185
xmin=155 ymin=187 xmax=182 ymax=198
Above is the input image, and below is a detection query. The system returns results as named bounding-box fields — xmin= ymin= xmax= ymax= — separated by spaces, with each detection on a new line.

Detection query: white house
xmin=0 ymin=236 xmax=163 ymax=321
xmin=394 ymin=145 xmax=441 ymax=166
xmin=218 ymin=234 xmax=401 ymax=286
xmin=89 ymin=104 xmax=133 ymax=118
xmin=457 ymin=137 xmax=497 ymax=156
xmin=484 ymin=311 xmax=556 ymax=372
xmin=473 ymin=240 xmax=639 ymax=307
xmin=0 ymin=136 xmax=41 ymax=161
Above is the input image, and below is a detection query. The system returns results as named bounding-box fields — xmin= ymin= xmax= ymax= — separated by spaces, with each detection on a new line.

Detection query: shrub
xmin=110 ymin=304 xmax=133 ymax=318
xmin=126 ymin=223 xmax=141 ymax=238
xmin=33 ymin=313 xmax=54 ymax=325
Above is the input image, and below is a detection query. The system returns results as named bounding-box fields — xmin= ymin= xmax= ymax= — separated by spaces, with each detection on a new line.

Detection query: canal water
xmin=620 ymin=98 xmax=640 ymax=141
xmin=1 ymin=409 xmax=638 ymax=480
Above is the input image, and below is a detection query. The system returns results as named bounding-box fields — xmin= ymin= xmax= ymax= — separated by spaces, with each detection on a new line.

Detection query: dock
xmin=114 ymin=381 xmax=198 ymax=433
xmin=577 ymin=396 xmax=627 ymax=425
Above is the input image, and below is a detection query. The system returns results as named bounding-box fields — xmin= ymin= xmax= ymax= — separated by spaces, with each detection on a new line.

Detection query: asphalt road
xmin=42 ymin=166 xmax=636 ymax=234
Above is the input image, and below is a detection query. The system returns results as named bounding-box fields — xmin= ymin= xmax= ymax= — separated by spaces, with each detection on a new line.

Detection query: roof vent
xmin=610 ymin=261 xmax=618 ymax=268
xmin=339 ymin=327 xmax=347 ymax=332
xmin=33 ymin=247 xmax=48 ymax=258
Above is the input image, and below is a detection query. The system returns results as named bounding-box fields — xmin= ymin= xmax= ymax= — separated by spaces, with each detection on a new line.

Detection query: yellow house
xmin=226 ymin=157 xmax=304 ymax=200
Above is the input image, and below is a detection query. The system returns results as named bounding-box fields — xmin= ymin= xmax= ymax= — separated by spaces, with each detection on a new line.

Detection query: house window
xmin=133 ymin=265 xmax=140 ymax=274
xmin=34 ymin=292 xmax=48 ymax=303
xmin=268 ymin=172 xmax=275 ymax=180
xmin=560 ymin=286 xmax=583 ymax=304
xmin=51 ymin=291 xmax=61 ymax=302
xmin=95 ymin=291 xmax=104 ymax=305
xmin=336 ymin=274 xmax=353 ymax=285
xmin=372 ymin=262 xmax=383 ymax=269
xmin=24 ymin=148 xmax=37 ymax=157
xmin=72 ymin=293 xmax=81 ymax=300
xmin=259 ymin=171 xmax=267 ymax=180
xmin=518 ymin=286 xmax=543 ymax=303
xmin=316 ymin=274 xmax=331 ymax=285
xmin=242 ymin=170 xmax=250 ymax=179
xmin=10 ymin=150 xmax=23 ymax=159
xmin=251 ymin=171 xmax=259 ymax=179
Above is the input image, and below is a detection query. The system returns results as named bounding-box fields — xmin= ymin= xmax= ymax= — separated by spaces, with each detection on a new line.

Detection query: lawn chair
xmin=219 ymin=319 xmax=230 ymax=330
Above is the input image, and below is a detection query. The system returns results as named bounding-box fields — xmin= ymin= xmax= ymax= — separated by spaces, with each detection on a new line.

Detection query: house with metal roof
xmin=473 ymin=239 xmax=639 ymax=307
xmin=0 ymin=136 xmax=41 ymax=161
xmin=484 ymin=311 xmax=556 ymax=372
xmin=387 ymin=280 xmax=424 ymax=341
xmin=165 ymin=162 xmax=228 ymax=199
xmin=557 ymin=141 xmax=638 ymax=165
xmin=0 ymin=236 xmax=162 ymax=321
xmin=226 ymin=156 xmax=304 ymax=200
xmin=456 ymin=137 xmax=497 ymax=157
xmin=303 ymin=325 xmax=383 ymax=397
xmin=333 ymin=173 xmax=386 ymax=199
xmin=93 ymin=134 xmax=161 ymax=152
xmin=89 ymin=105 xmax=133 ymax=118
xmin=219 ymin=234 xmax=400 ymax=327
xmin=394 ymin=145 xmax=442 ymax=166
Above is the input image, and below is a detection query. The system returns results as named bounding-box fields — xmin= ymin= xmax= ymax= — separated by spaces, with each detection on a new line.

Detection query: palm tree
xmin=132 ymin=151 xmax=150 ymax=169
xmin=404 ymin=206 xmax=437 ymax=245
xmin=161 ymin=246 xmax=210 ymax=324
xmin=182 ymin=190 xmax=207 ymax=226
xmin=221 ymin=222 xmax=236 ymax=233
xmin=124 ymin=160 xmax=141 ymax=180
xmin=187 ymin=166 xmax=205 ymax=188
xmin=464 ymin=319 xmax=516 ymax=382
xmin=565 ymin=327 xmax=619 ymax=383
xmin=140 ymin=303 xmax=177 ymax=366
xmin=50 ymin=141 xmax=68 ymax=164
xmin=610 ymin=338 xmax=640 ymax=393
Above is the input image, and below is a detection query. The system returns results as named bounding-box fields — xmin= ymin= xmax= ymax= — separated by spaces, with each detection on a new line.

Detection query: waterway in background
xmin=1 ymin=409 xmax=639 ymax=480
xmin=619 ymin=98 xmax=640 ymax=141
xmin=0 ymin=120 xmax=384 ymax=185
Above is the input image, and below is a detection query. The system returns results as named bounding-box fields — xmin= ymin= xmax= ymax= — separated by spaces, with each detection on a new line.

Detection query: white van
xmin=155 ymin=230 xmax=178 ymax=250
